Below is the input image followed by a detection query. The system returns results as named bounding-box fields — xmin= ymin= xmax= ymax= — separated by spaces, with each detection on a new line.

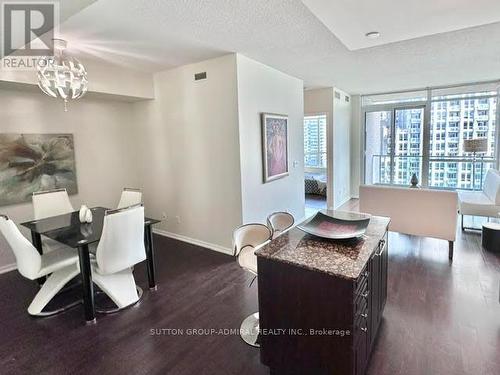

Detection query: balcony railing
xmin=368 ymin=154 xmax=497 ymax=190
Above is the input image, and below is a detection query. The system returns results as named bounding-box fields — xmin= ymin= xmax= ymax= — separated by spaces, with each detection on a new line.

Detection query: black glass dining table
xmin=21 ymin=207 xmax=160 ymax=323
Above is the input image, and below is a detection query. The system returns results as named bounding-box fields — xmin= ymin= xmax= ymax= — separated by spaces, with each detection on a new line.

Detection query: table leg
xmin=31 ymin=231 xmax=46 ymax=285
xmin=144 ymin=224 xmax=157 ymax=290
xmin=77 ymin=244 xmax=95 ymax=324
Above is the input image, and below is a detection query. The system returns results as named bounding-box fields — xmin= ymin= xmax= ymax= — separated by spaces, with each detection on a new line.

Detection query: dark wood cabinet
xmin=257 ymin=220 xmax=389 ymax=375
xmin=355 ymin=232 xmax=388 ymax=375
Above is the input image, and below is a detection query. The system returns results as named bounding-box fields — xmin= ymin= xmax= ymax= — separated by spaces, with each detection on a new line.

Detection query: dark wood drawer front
xmin=354 ymin=230 xmax=389 ymax=375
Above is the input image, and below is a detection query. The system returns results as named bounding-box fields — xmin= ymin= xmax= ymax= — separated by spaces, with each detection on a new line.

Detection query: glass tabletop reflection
xmin=21 ymin=207 xmax=160 ymax=248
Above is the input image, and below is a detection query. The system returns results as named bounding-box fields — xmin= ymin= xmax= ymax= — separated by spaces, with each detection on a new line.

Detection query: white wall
xmin=236 ymin=54 xmax=305 ymax=223
xmin=0 ymin=88 xmax=139 ymax=271
xmin=350 ymin=95 xmax=362 ymax=198
xmin=304 ymin=88 xmax=334 ymax=208
xmin=0 ymin=53 xmax=307 ymax=271
xmin=332 ymin=88 xmax=351 ymax=207
xmin=132 ymin=54 xmax=242 ymax=253
xmin=0 ymin=57 xmax=155 ymax=100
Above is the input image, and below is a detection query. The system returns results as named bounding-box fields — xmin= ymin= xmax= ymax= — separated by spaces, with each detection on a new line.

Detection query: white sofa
xmin=458 ymin=169 xmax=500 ymax=230
xmin=359 ymin=185 xmax=458 ymax=260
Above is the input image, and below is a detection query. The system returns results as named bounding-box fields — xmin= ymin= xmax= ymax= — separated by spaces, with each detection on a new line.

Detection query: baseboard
xmin=153 ymin=229 xmax=233 ymax=256
xmin=0 ymin=263 xmax=16 ymax=275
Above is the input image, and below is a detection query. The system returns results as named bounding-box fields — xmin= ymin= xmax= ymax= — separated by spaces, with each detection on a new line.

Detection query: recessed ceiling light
xmin=365 ymin=31 xmax=380 ymax=39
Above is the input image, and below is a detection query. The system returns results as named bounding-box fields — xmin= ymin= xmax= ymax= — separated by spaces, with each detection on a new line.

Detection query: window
xmin=304 ymin=114 xmax=327 ymax=169
xmin=363 ymin=82 xmax=499 ymax=190
xmin=429 ymin=94 xmax=497 ymax=189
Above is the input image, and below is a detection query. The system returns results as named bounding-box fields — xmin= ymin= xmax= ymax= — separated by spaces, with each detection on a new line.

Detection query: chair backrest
xmin=232 ymin=223 xmax=272 ymax=257
xmin=0 ymin=215 xmax=41 ymax=280
xmin=117 ymin=188 xmax=142 ymax=209
xmin=483 ymin=169 xmax=500 ymax=205
xmin=267 ymin=212 xmax=294 ymax=239
xmin=95 ymin=205 xmax=146 ymax=275
xmin=359 ymin=184 xmax=458 ymax=241
xmin=32 ymin=188 xmax=74 ymax=220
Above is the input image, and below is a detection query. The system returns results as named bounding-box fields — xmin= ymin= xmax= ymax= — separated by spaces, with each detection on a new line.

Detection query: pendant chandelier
xmin=37 ymin=39 xmax=88 ymax=111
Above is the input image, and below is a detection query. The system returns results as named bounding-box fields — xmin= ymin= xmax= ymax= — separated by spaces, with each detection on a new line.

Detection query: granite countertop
xmin=255 ymin=213 xmax=390 ymax=280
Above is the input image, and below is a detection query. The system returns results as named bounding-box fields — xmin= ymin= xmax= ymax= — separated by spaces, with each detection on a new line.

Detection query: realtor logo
xmin=1 ymin=2 xmax=58 ymax=70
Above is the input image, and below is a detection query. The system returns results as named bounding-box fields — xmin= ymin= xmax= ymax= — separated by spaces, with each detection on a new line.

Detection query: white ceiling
xmin=0 ymin=0 xmax=96 ymax=58
xmin=301 ymin=0 xmax=500 ymax=50
xmin=57 ymin=0 xmax=500 ymax=94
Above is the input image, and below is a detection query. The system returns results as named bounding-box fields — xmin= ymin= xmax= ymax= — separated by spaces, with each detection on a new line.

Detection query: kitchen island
xmin=256 ymin=212 xmax=390 ymax=375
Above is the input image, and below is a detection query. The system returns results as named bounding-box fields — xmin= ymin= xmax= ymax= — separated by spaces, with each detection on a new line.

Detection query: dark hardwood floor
xmin=1 ymin=199 xmax=500 ymax=375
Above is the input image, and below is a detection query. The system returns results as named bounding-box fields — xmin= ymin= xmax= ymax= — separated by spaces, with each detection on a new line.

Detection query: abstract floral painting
xmin=262 ymin=113 xmax=289 ymax=183
xmin=0 ymin=134 xmax=77 ymax=206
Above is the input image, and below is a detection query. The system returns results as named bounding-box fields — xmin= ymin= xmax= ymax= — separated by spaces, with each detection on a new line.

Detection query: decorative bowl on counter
xmin=298 ymin=210 xmax=371 ymax=240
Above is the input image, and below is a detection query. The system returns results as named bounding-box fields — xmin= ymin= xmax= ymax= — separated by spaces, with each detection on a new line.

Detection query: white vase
xmin=79 ymin=205 xmax=88 ymax=223
xmin=85 ymin=208 xmax=93 ymax=223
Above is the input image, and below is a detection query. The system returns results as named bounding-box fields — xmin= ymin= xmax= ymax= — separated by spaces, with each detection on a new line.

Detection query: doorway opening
xmin=304 ymin=114 xmax=327 ymax=216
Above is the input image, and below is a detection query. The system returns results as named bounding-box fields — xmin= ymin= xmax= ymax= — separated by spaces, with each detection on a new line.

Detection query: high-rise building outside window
xmin=363 ymin=83 xmax=499 ymax=190
xmin=304 ymin=114 xmax=327 ymax=169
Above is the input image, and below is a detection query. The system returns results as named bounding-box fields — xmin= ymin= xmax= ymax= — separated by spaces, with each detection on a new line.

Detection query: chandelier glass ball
xmin=37 ymin=39 xmax=88 ymax=111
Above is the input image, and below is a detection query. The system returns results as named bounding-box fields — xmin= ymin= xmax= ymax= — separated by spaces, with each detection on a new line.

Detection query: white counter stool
xmin=232 ymin=223 xmax=272 ymax=347
xmin=267 ymin=212 xmax=294 ymax=239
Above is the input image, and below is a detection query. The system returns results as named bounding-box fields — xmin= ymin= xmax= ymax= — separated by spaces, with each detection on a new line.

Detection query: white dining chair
xmin=0 ymin=214 xmax=80 ymax=316
xmin=32 ymin=188 xmax=75 ymax=253
xmin=117 ymin=188 xmax=142 ymax=209
xmin=32 ymin=188 xmax=74 ymax=220
xmin=233 ymin=223 xmax=272 ymax=347
xmin=91 ymin=204 xmax=146 ymax=311
xmin=267 ymin=211 xmax=294 ymax=239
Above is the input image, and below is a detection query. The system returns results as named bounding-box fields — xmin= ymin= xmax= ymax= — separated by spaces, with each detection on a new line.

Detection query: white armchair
xmin=458 ymin=169 xmax=500 ymax=230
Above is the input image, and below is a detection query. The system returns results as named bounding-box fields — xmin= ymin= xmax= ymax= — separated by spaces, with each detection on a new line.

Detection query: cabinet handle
xmin=360 ymin=313 xmax=368 ymax=318
xmin=361 ymin=327 xmax=368 ymax=332
xmin=376 ymin=239 xmax=387 ymax=256
xmin=361 ymin=291 xmax=370 ymax=299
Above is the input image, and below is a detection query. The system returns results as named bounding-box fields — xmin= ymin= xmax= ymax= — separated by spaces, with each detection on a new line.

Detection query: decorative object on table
xmin=463 ymin=138 xmax=488 ymax=190
xmin=298 ymin=210 xmax=371 ymax=240
xmin=37 ymin=39 xmax=88 ymax=112
xmin=410 ymin=173 xmax=420 ymax=188
xmin=79 ymin=205 xmax=93 ymax=223
xmin=0 ymin=134 xmax=77 ymax=207
xmin=261 ymin=113 xmax=289 ymax=183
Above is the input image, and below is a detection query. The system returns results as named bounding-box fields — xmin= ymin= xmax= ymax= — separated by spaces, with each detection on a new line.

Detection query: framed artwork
xmin=0 ymin=133 xmax=78 ymax=206
xmin=261 ymin=113 xmax=289 ymax=183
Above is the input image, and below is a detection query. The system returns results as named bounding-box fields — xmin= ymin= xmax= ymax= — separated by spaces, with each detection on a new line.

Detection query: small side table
xmin=482 ymin=222 xmax=500 ymax=253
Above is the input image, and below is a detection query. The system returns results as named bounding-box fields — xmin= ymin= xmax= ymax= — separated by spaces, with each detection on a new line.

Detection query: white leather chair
xmin=33 ymin=188 xmax=74 ymax=220
xmin=232 ymin=223 xmax=272 ymax=347
xmin=0 ymin=214 xmax=80 ymax=316
xmin=458 ymin=169 xmax=500 ymax=230
xmin=360 ymin=185 xmax=458 ymax=260
xmin=91 ymin=204 xmax=146 ymax=311
xmin=32 ymin=188 xmax=75 ymax=252
xmin=267 ymin=212 xmax=294 ymax=239
xmin=117 ymin=188 xmax=142 ymax=209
